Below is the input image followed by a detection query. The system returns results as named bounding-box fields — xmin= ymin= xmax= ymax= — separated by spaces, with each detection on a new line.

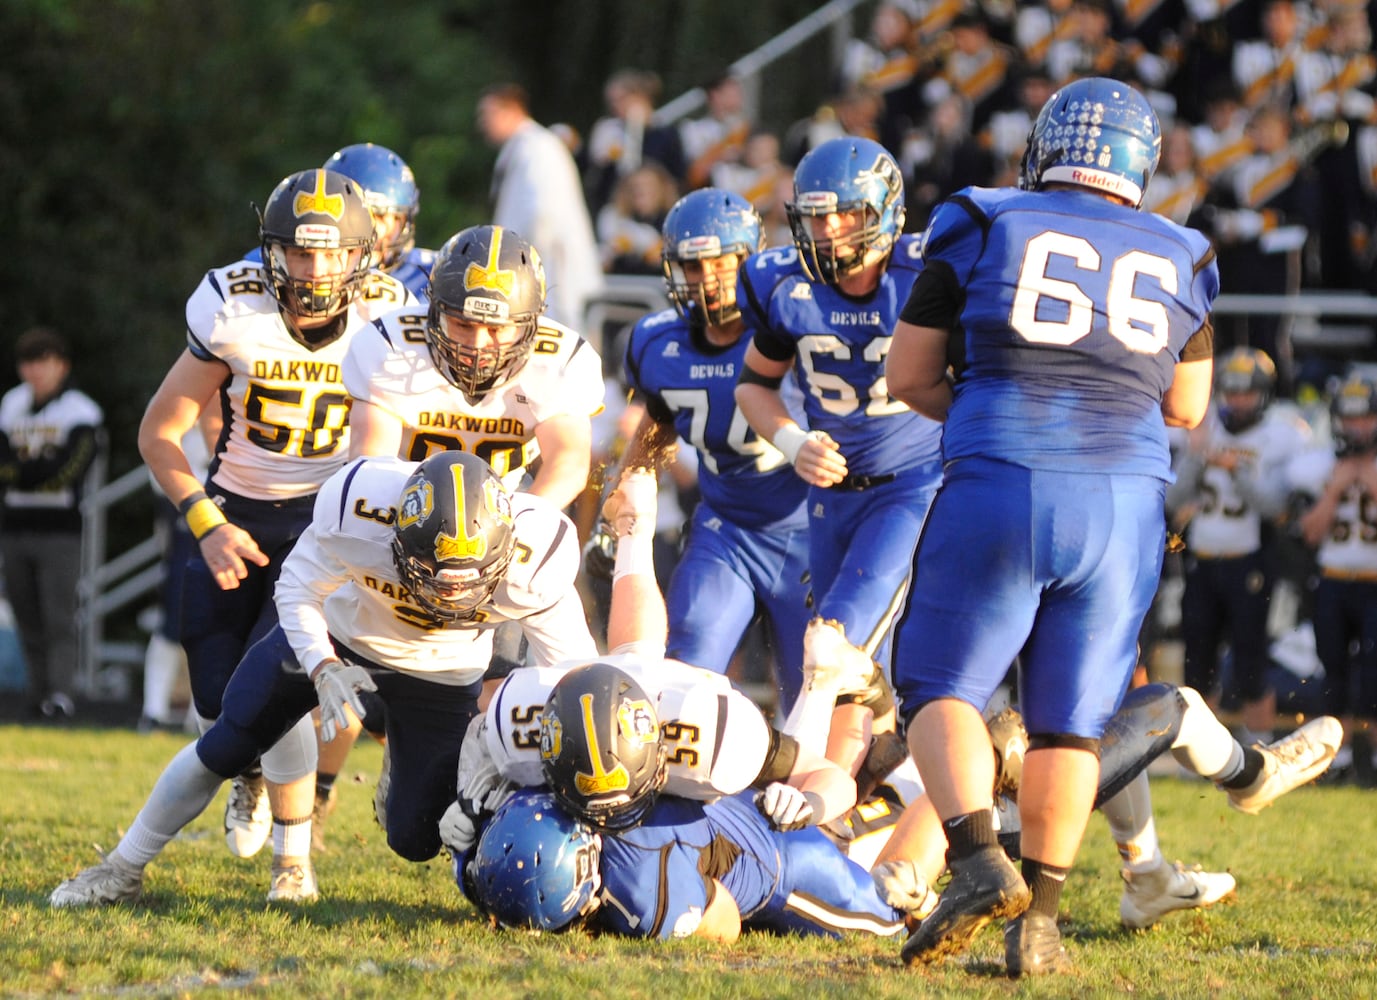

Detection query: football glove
xmin=755 ymin=782 xmax=817 ymax=832
xmin=311 ymin=658 xmax=377 ymax=743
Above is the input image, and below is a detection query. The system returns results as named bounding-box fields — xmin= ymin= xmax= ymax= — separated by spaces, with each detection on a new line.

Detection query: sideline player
xmin=50 ymin=452 xmax=598 ymax=908
xmin=135 ymin=168 xmax=414 ymax=895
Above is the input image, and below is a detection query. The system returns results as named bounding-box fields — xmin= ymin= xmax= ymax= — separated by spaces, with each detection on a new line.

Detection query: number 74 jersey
xmin=185 ymin=261 xmax=416 ymax=500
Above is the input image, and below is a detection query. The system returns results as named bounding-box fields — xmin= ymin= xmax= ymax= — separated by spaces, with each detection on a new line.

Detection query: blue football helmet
xmin=323 ymin=143 xmax=420 ymax=271
xmin=467 ymin=789 xmax=602 ymax=932
xmin=661 ymin=188 xmax=763 ymax=327
xmin=1214 ymin=347 xmax=1276 ymax=434
xmin=786 ymin=136 xmax=905 ymax=285
xmin=257 ymin=168 xmax=375 ymax=328
xmin=1019 ymin=76 xmax=1162 ymax=208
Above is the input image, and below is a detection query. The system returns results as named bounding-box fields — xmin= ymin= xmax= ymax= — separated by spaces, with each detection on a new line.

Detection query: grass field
xmin=4 ymin=722 xmax=1376 ymax=999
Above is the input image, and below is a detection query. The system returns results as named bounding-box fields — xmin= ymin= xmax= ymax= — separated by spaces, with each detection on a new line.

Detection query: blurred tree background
xmin=0 ymin=0 xmax=844 ymax=481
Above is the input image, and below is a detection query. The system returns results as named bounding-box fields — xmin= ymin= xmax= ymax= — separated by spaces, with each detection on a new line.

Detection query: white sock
xmin=115 ymin=742 xmax=225 ymax=866
xmin=1099 ymin=771 xmax=1163 ymax=871
xmin=1170 ymin=686 xmax=1243 ymax=781
xmin=273 ymin=819 xmax=313 ymax=860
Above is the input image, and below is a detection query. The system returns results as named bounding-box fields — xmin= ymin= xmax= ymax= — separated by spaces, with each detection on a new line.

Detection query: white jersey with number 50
xmin=483 ymin=657 xmax=772 ymax=799
xmin=343 ymin=308 xmax=604 ymax=492
xmin=186 ymin=261 xmax=416 ymax=500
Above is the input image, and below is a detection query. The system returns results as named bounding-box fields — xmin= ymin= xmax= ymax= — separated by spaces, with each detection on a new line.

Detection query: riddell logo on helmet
xmin=1070 ymin=169 xmax=1115 ymax=191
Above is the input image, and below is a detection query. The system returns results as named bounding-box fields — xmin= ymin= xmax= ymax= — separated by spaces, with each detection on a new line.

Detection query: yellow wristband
xmin=182 ymin=495 xmax=228 ymax=541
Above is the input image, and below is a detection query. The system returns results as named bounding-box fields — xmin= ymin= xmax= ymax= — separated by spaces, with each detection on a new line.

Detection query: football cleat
xmin=311 ymin=784 xmax=338 ymax=854
xmin=873 ymin=860 xmax=938 ymax=920
xmin=901 ymin=845 xmax=1030 ymax=966
xmin=1004 ymin=911 xmax=1069 ymax=977
xmin=224 ymin=772 xmax=271 ymax=858
xmin=801 ymin=618 xmax=877 ymax=697
xmin=1120 ymin=859 xmax=1236 ymax=929
xmin=1226 ymin=716 xmax=1343 ymax=815
xmin=267 ymin=856 xmax=318 ymax=903
xmin=50 ymin=853 xmax=144 ymax=908
xmin=604 ymin=467 xmax=658 ymax=539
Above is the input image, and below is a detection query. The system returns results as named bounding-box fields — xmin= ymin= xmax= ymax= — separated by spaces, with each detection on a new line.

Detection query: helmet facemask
xmin=425 ymin=303 xmax=538 ymax=397
xmin=663 ymin=251 xmax=745 ymax=327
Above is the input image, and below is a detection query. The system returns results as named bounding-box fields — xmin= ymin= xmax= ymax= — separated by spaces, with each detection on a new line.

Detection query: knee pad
xmin=260 ymin=714 xmax=319 ymax=784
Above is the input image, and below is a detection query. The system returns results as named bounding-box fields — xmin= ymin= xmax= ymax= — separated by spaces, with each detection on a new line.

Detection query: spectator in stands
xmin=0 ymin=327 xmax=104 ymax=722
xmin=782 ymin=85 xmax=884 ymax=166
xmin=477 ymin=82 xmax=604 ymax=330
xmin=1233 ymin=0 xmax=1306 ymax=113
xmin=584 ymin=68 xmax=686 ymax=218
xmin=1015 ymin=0 xmax=1077 ymax=72
xmin=1143 ymin=125 xmax=1207 ymax=224
xmin=904 ymin=93 xmax=995 ymax=229
xmin=711 ymin=129 xmax=790 ymax=220
xmin=680 ymin=70 xmax=752 ymax=190
xmin=597 ymin=162 xmax=679 ymax=275
xmin=920 ymin=9 xmax=1019 ymax=133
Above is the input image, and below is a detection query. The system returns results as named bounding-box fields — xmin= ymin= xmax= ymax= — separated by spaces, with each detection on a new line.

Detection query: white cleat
xmin=224 ymin=772 xmax=272 ymax=858
xmin=801 ymin=618 xmax=877 ymax=697
xmin=267 ymin=857 xmax=318 ymax=903
xmin=1226 ymin=716 xmax=1344 ymax=815
xmin=604 ymin=467 xmax=658 ymax=539
xmin=1120 ymin=859 xmax=1235 ymax=929
xmin=873 ymin=859 xmax=938 ymax=920
xmin=50 ymin=854 xmax=144 ymax=908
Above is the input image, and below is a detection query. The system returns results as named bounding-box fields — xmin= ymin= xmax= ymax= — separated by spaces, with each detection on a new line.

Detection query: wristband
xmin=180 ymin=490 xmax=228 ymax=541
xmin=613 ymin=536 xmax=656 ymax=581
xmin=772 ymin=424 xmax=810 ymax=466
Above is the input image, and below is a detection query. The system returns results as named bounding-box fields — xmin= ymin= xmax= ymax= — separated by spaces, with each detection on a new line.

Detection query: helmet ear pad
xmin=538 ymin=662 xmax=668 ymax=831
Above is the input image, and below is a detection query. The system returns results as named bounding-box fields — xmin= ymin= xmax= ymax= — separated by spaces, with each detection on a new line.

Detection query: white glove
xmin=754 ymin=782 xmax=817 ymax=831
xmin=456 ymin=715 xmax=502 ymax=804
xmin=311 ymin=658 xmax=377 ymax=743
xmin=438 ymin=800 xmax=481 ymax=854
xmin=872 ymin=860 xmax=938 ymax=919
xmin=604 ymin=467 xmax=658 ymax=538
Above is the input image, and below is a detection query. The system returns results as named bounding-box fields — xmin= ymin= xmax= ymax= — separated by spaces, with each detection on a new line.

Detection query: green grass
xmin=4 ymin=723 xmax=1376 ymax=999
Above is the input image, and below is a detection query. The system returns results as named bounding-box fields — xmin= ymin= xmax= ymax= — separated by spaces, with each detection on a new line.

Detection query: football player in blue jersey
xmin=734 ymin=136 xmax=945 ymax=767
xmin=466 ymin=788 xmax=907 ymax=942
xmin=885 ymin=77 xmax=1219 ymax=976
xmin=322 ymin=143 xmax=436 ymax=300
xmin=618 ymin=188 xmax=812 ymax=710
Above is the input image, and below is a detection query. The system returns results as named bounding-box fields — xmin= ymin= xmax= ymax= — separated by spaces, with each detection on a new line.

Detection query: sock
xmin=116 ymin=742 xmax=226 ymax=866
xmin=1098 ymin=771 xmax=1162 ymax=871
xmin=316 ymin=771 xmax=337 ymax=797
xmin=1023 ymin=858 xmax=1070 ymax=919
xmin=1171 ymin=685 xmax=1241 ymax=779
xmin=273 ymin=816 xmax=313 ymax=859
xmin=1219 ymin=747 xmax=1266 ymax=790
xmin=942 ymin=808 xmax=997 ymax=862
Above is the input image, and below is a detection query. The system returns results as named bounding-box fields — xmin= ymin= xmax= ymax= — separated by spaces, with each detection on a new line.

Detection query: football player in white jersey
xmin=438 ymin=468 xmax=861 ymax=856
xmin=1167 ymin=347 xmax=1312 ymax=742
xmin=1293 ymin=370 xmax=1377 ymax=776
xmin=331 ymin=224 xmax=603 ymax=839
xmin=134 ymin=168 xmax=416 ymax=895
xmin=51 ymin=451 xmax=598 ymax=908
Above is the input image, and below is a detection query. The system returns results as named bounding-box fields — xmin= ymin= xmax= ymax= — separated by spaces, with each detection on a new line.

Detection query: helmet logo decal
xmin=617 ymin=700 xmax=657 ymax=745
xmin=464 ymin=227 xmax=516 ymax=298
xmin=572 ymin=693 xmax=631 ymax=797
xmin=432 ymin=461 xmax=487 ymax=562
xmin=539 ymin=711 xmax=563 ymax=761
xmin=293 ymin=169 xmax=345 ymax=221
xmin=397 ymin=480 xmax=433 ymax=529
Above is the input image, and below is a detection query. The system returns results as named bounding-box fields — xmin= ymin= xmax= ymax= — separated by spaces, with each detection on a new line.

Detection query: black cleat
xmin=901 ymin=846 xmax=1030 ymax=967
xmin=1005 ymin=911 xmax=1069 ymax=977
